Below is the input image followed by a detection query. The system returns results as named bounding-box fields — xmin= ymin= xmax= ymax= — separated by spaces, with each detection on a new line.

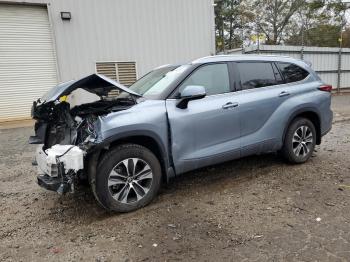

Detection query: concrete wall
xmin=228 ymin=45 xmax=350 ymax=90
xmin=2 ymin=0 xmax=215 ymax=82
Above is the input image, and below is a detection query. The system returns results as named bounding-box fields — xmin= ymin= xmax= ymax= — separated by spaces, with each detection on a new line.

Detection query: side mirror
xmin=176 ymin=85 xmax=206 ymax=109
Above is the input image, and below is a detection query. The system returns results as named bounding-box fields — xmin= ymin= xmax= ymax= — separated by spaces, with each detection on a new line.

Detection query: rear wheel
xmin=282 ymin=117 xmax=316 ymax=164
xmin=94 ymin=144 xmax=162 ymax=212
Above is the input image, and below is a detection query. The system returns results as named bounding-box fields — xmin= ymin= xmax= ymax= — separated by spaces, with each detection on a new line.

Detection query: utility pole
xmin=241 ymin=12 xmax=244 ymax=54
xmin=222 ymin=14 xmax=225 ymax=54
xmin=338 ymin=15 xmax=343 ymax=93
xmin=339 ymin=1 xmax=350 ymax=93
xmin=301 ymin=18 xmax=305 ymax=60
xmin=256 ymin=13 xmax=260 ymax=54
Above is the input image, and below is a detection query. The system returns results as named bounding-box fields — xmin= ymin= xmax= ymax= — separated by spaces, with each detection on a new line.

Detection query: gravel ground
xmin=0 ymin=96 xmax=350 ymax=262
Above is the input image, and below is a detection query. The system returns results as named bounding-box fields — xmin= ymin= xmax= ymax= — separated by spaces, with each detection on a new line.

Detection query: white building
xmin=0 ymin=0 xmax=215 ymax=121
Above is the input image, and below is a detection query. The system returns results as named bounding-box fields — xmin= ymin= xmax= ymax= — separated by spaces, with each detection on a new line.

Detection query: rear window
xmin=237 ymin=62 xmax=280 ymax=90
xmin=277 ymin=62 xmax=309 ymax=83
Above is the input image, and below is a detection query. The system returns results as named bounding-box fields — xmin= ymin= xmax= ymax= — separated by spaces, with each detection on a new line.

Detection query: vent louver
xmin=96 ymin=62 xmax=137 ymax=86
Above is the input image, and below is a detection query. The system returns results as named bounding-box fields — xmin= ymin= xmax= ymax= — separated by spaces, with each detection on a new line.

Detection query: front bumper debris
xmin=35 ymin=145 xmax=85 ymax=194
xmin=37 ymin=174 xmax=71 ymax=194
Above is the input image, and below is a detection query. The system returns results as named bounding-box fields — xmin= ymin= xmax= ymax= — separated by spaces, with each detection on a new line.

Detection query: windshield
xmin=128 ymin=65 xmax=190 ymax=98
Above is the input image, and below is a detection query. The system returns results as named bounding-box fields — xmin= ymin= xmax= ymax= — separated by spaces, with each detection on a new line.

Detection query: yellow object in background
xmin=59 ymin=96 xmax=68 ymax=102
xmin=251 ymin=34 xmax=266 ymax=43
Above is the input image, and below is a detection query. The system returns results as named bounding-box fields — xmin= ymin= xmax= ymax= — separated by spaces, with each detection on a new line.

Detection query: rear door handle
xmin=222 ymin=102 xmax=239 ymax=109
xmin=279 ymin=91 xmax=290 ymax=97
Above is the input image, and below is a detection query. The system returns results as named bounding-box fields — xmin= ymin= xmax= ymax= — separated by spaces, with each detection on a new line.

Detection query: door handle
xmin=222 ymin=102 xmax=239 ymax=109
xmin=279 ymin=91 xmax=290 ymax=97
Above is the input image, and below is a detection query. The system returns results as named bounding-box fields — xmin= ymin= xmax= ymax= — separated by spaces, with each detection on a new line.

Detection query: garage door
xmin=0 ymin=4 xmax=58 ymax=122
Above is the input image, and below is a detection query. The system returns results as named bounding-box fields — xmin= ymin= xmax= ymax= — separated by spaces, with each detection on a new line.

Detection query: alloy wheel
xmin=292 ymin=125 xmax=313 ymax=157
xmin=108 ymin=158 xmax=153 ymax=204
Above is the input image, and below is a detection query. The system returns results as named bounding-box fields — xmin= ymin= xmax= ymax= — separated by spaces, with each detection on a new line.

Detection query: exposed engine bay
xmin=29 ymin=74 xmax=141 ymax=194
xmin=31 ymin=97 xmax=136 ymax=149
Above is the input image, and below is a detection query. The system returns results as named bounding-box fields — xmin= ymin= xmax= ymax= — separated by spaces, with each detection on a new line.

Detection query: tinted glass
xmin=272 ymin=63 xmax=284 ymax=84
xmin=178 ymin=63 xmax=230 ymax=96
xmin=278 ymin=62 xmax=309 ymax=83
xmin=237 ymin=62 xmax=278 ymax=90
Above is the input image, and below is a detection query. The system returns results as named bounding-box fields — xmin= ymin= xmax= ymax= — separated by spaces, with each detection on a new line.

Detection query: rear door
xmin=234 ymin=61 xmax=291 ymax=156
xmin=166 ymin=63 xmax=241 ymax=174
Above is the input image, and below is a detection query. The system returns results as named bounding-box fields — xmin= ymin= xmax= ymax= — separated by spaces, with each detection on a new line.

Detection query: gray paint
xmin=41 ymin=74 xmax=140 ymax=102
xmin=93 ymin=55 xmax=333 ymax=175
xmin=2 ymin=0 xmax=215 ymax=82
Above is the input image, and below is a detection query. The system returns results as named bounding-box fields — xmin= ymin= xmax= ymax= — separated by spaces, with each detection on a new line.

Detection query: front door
xmin=166 ymin=63 xmax=240 ymax=174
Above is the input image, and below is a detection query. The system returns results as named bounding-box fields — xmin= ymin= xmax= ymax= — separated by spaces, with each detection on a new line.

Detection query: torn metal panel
xmin=40 ymin=73 xmax=141 ymax=103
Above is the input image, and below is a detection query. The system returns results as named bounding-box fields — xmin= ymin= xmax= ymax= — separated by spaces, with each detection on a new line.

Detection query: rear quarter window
xmin=277 ymin=62 xmax=309 ymax=83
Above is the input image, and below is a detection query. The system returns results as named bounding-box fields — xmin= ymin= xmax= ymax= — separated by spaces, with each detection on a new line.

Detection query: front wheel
xmin=282 ymin=117 xmax=316 ymax=164
xmin=94 ymin=144 xmax=162 ymax=212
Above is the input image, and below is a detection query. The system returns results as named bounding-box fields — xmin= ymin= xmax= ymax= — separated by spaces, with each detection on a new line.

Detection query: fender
xmin=282 ymin=106 xmax=321 ymax=144
xmin=91 ymin=129 xmax=175 ymax=183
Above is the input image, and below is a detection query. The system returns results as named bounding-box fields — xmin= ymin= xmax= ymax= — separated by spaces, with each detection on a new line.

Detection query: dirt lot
xmin=1 ymin=95 xmax=350 ymax=262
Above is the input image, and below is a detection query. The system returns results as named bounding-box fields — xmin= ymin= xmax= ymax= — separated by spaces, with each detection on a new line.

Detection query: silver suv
xmin=30 ymin=55 xmax=333 ymax=212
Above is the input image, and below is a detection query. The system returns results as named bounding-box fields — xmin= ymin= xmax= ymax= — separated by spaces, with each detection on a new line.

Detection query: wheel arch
xmin=283 ymin=108 xmax=321 ymax=145
xmin=88 ymin=130 xmax=174 ymax=185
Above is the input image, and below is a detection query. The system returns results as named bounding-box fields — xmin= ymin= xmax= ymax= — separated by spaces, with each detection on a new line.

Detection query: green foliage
xmin=342 ymin=27 xmax=350 ymax=47
xmin=252 ymin=0 xmax=306 ymax=44
xmin=214 ymin=0 xmax=347 ymax=51
xmin=215 ymin=0 xmax=252 ymax=52
xmin=286 ymin=24 xmax=341 ymax=47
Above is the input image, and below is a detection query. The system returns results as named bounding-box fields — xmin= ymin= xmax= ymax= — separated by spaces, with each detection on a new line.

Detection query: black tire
xmin=282 ymin=117 xmax=316 ymax=164
xmin=94 ymin=144 xmax=162 ymax=212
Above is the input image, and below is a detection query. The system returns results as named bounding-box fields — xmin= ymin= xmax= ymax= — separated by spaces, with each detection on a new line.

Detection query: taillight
xmin=318 ymin=85 xmax=332 ymax=92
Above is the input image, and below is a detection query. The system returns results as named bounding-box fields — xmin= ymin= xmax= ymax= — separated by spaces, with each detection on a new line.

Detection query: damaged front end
xmin=30 ymin=74 xmax=141 ymax=194
xmin=36 ymin=145 xmax=85 ymax=194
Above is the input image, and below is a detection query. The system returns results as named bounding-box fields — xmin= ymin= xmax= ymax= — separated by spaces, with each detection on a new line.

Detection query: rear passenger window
xmin=277 ymin=62 xmax=309 ymax=83
xmin=237 ymin=62 xmax=280 ymax=90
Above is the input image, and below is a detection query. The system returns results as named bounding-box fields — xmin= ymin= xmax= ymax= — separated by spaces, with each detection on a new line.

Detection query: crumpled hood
xmin=40 ymin=74 xmax=141 ymax=103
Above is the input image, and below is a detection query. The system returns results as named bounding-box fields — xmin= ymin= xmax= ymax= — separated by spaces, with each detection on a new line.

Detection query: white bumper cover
xmin=36 ymin=145 xmax=85 ymax=177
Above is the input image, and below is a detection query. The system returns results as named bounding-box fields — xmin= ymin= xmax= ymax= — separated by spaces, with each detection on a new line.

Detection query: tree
xmin=251 ymin=0 xmax=306 ymax=44
xmin=215 ymin=0 xmax=226 ymax=51
xmin=342 ymin=27 xmax=350 ymax=48
xmin=215 ymin=0 xmax=253 ymax=52
xmin=285 ymin=0 xmax=347 ymax=47
xmin=286 ymin=24 xmax=341 ymax=47
xmin=226 ymin=0 xmax=241 ymax=49
xmin=214 ymin=0 xmax=348 ymax=51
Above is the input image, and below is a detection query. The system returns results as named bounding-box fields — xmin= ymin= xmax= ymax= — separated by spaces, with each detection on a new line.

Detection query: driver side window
xmin=178 ymin=63 xmax=230 ymax=96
